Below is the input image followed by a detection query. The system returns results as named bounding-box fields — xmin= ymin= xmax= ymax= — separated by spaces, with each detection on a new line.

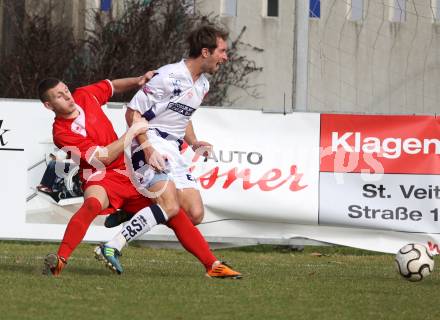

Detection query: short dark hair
xmin=37 ymin=78 xmax=61 ymax=102
xmin=187 ymin=25 xmax=229 ymax=58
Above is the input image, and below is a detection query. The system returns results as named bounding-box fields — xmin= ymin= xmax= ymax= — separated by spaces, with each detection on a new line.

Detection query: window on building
xmin=100 ymin=0 xmax=112 ymax=12
xmin=221 ymin=0 xmax=237 ymax=17
xmin=310 ymin=0 xmax=320 ymax=18
xmin=267 ymin=0 xmax=278 ymax=17
xmin=347 ymin=0 xmax=363 ymax=21
xmin=389 ymin=0 xmax=406 ymax=22
xmin=183 ymin=0 xmax=195 ymax=14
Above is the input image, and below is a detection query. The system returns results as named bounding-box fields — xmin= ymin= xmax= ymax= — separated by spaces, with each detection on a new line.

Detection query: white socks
xmin=106 ymin=204 xmax=168 ymax=251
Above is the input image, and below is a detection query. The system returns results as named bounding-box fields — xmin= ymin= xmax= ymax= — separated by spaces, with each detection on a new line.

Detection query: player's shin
xmin=105 ymin=204 xmax=168 ymax=251
xmin=166 ymin=209 xmax=217 ymax=270
xmin=57 ymin=197 xmax=102 ymax=260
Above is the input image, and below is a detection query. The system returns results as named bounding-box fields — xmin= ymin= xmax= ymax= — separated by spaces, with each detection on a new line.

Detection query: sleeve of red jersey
xmin=76 ymin=80 xmax=114 ymax=106
xmin=53 ymin=131 xmax=103 ymax=166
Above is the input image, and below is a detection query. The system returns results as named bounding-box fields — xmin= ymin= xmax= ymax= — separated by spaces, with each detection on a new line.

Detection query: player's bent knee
xmin=161 ymin=203 xmax=180 ymax=218
xmin=188 ymin=207 xmax=204 ymax=225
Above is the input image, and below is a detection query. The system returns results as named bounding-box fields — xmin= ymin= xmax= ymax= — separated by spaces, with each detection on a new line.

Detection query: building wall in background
xmin=1 ymin=0 xmax=440 ymax=114
xmin=308 ymin=0 xmax=440 ymax=114
xmin=0 ymin=0 xmax=127 ymax=47
xmin=196 ymin=0 xmax=295 ymax=112
xmin=197 ymin=0 xmax=440 ymax=114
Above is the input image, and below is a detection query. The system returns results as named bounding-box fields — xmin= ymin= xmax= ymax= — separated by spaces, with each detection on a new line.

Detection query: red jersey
xmin=52 ymin=80 xmax=151 ymax=212
xmin=53 ymin=80 xmax=125 ymax=177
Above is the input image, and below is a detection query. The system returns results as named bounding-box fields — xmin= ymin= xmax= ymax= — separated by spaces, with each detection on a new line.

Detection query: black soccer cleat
xmin=104 ymin=210 xmax=133 ymax=228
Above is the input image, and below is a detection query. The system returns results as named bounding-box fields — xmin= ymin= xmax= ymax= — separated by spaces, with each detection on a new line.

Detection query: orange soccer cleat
xmin=206 ymin=261 xmax=242 ymax=279
xmin=42 ymin=253 xmax=67 ymax=276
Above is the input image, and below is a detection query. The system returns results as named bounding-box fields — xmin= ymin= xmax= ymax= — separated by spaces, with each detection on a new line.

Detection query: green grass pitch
xmin=0 ymin=241 xmax=439 ymax=320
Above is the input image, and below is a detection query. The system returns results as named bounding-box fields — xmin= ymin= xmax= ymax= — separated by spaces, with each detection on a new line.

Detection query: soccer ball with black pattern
xmin=395 ymin=243 xmax=434 ymax=282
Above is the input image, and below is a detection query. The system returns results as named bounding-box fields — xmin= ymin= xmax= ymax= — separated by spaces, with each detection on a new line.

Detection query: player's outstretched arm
xmin=111 ymin=70 xmax=156 ymax=94
xmin=184 ymin=120 xmax=213 ymax=157
xmin=90 ymin=118 xmax=148 ymax=166
xmin=184 ymin=120 xmax=198 ymax=146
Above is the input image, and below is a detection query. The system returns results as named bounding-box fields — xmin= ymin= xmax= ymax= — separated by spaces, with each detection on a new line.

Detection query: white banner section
xmin=1 ymin=99 xmax=440 ymax=254
xmin=320 ymin=173 xmax=440 ymax=234
xmin=189 ymin=108 xmax=319 ymax=224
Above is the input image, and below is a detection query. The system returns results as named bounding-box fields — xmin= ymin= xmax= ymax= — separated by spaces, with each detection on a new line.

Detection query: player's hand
xmin=138 ymin=70 xmax=157 ymax=87
xmin=145 ymin=147 xmax=167 ymax=172
xmin=130 ymin=117 xmax=148 ymax=137
xmin=192 ymin=141 xmax=213 ymax=158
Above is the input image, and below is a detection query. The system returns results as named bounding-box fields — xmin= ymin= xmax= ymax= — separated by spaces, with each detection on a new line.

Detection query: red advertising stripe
xmin=320 ymin=114 xmax=440 ymax=174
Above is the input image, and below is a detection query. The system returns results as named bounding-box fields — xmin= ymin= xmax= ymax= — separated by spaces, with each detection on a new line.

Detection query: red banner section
xmin=320 ymin=114 xmax=440 ymax=174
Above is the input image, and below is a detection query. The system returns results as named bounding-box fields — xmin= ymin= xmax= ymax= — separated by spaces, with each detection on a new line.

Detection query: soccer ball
xmin=395 ymin=243 xmax=434 ymax=282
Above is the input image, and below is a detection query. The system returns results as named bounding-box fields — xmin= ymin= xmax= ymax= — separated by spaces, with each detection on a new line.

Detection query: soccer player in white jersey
xmin=97 ymin=25 xmax=242 ymax=278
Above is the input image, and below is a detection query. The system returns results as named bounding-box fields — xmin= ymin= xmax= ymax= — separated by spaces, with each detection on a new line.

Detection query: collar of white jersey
xmin=180 ymin=59 xmax=193 ymax=82
xmin=180 ymin=59 xmax=206 ymax=85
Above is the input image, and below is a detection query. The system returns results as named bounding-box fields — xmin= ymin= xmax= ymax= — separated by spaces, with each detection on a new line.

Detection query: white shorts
xmin=130 ymin=129 xmax=198 ymax=190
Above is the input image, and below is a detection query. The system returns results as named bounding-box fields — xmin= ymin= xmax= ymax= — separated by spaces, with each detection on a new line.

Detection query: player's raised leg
xmin=95 ymin=180 xmax=179 ymax=274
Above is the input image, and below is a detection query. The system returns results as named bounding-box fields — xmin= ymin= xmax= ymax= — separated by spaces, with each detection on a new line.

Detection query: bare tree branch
xmin=0 ymin=0 xmax=262 ymax=106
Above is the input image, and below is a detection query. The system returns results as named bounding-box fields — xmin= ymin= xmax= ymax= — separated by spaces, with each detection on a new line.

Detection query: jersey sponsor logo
xmin=167 ymin=102 xmax=195 ymax=116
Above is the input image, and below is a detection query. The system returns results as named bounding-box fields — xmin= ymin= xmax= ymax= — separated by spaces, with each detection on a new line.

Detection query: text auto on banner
xmin=189 ymin=109 xmax=320 ymax=224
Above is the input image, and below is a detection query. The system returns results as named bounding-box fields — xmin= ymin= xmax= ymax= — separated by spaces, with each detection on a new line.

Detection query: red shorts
xmin=84 ymin=170 xmax=152 ymax=214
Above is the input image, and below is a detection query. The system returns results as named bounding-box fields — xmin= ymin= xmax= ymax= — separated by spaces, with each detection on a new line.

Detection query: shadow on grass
xmin=0 ymin=262 xmax=40 ymax=275
xmin=66 ymin=266 xmax=119 ymax=277
xmin=224 ymin=244 xmax=387 ymax=256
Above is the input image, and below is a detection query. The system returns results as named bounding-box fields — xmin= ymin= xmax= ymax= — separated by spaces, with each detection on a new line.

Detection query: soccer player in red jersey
xmin=37 ymin=73 xmax=241 ymax=279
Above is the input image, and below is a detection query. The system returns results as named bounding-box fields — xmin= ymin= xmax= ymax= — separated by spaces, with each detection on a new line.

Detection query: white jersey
xmin=128 ymin=59 xmax=209 ymax=139
xmin=130 ymin=129 xmax=198 ymax=190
